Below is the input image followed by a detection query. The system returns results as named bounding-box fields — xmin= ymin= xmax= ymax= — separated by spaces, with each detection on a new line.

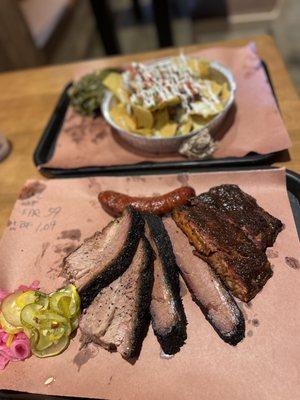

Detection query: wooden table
xmin=0 ymin=35 xmax=299 ymax=234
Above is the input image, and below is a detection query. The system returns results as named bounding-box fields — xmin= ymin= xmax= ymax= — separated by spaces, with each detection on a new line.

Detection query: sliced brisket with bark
xmin=164 ymin=218 xmax=245 ymax=345
xmin=192 ymin=184 xmax=283 ymax=250
xmin=79 ymin=236 xmax=154 ymax=360
xmin=173 ymin=202 xmax=272 ymax=302
xmin=144 ymin=214 xmax=187 ymax=355
xmin=64 ymin=207 xmax=144 ymax=308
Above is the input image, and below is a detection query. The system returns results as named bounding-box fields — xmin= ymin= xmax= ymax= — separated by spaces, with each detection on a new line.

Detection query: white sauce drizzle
xmin=123 ymin=56 xmax=223 ymax=114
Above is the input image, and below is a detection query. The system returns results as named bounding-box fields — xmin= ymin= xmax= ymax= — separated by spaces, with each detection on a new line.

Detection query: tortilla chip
xmin=220 ymin=82 xmax=230 ymax=104
xmin=154 ymin=108 xmax=179 ymax=137
xmin=154 ymin=109 xmax=170 ymax=130
xmin=178 ymin=120 xmax=192 ymax=136
xmin=191 ymin=114 xmax=213 ymax=130
xmin=132 ymin=105 xmax=154 ymax=129
xmin=159 ymin=122 xmax=178 ymax=137
xmin=188 ymin=59 xmax=210 ymax=78
xmin=103 ymin=73 xmax=128 ymax=102
xmin=189 ymin=102 xmax=220 ymax=118
xmin=155 ymin=96 xmax=180 ymax=110
xmin=210 ymin=80 xmax=223 ymax=96
xmin=110 ymin=103 xmax=136 ymax=131
xmin=134 ymin=128 xmax=153 ymax=136
xmin=198 ymin=60 xmax=210 ymax=77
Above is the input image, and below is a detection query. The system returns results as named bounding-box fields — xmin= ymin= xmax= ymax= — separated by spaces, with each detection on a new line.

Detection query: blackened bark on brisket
xmin=164 ymin=218 xmax=245 ymax=345
xmin=79 ymin=236 xmax=154 ymax=361
xmin=144 ymin=214 xmax=187 ymax=354
xmin=64 ymin=207 xmax=144 ymax=309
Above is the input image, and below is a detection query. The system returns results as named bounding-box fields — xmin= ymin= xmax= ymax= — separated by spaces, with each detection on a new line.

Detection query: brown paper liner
xmin=0 ymin=168 xmax=299 ymax=399
xmin=42 ymin=44 xmax=291 ymax=170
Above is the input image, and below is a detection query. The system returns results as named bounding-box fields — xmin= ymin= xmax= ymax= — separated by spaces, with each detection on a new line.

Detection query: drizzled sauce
xmin=123 ymin=56 xmax=223 ymax=114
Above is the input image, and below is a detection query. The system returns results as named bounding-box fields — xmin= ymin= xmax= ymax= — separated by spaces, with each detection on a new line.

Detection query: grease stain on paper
xmin=34 ymin=242 xmax=50 ymax=268
xmin=18 ymin=181 xmax=46 ymax=200
xmin=73 ymin=344 xmax=99 ymax=371
xmin=58 ymin=229 xmax=81 ymax=241
xmin=54 ymin=241 xmax=78 ymax=256
xmin=285 ymin=256 xmax=300 ymax=270
xmin=87 ymin=177 xmax=102 ymax=192
xmin=177 ymin=173 xmax=189 ymax=186
xmin=252 ymin=319 xmax=260 ymax=327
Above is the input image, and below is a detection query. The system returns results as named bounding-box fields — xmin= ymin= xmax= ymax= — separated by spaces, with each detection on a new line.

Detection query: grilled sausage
xmin=98 ymin=187 xmax=196 ymax=217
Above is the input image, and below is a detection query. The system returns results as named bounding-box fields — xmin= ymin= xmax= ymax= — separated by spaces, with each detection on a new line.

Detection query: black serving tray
xmin=33 ymin=62 xmax=285 ymax=178
xmin=0 ymin=167 xmax=299 ymax=400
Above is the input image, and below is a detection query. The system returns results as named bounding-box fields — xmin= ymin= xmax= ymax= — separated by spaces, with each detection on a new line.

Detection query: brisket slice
xmin=164 ymin=218 xmax=245 ymax=345
xmin=64 ymin=207 xmax=144 ymax=309
xmin=172 ymin=203 xmax=272 ymax=302
xmin=144 ymin=214 xmax=187 ymax=355
xmin=79 ymin=236 xmax=154 ymax=360
xmin=192 ymin=184 xmax=283 ymax=250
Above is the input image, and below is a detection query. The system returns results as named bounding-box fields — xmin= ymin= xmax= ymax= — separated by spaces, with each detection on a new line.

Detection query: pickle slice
xmin=16 ymin=291 xmax=49 ymax=310
xmin=38 ymin=316 xmax=70 ymax=342
xmin=15 ymin=291 xmax=37 ymax=308
xmin=49 ymin=284 xmax=80 ymax=319
xmin=1 ymin=290 xmax=49 ymax=328
xmin=20 ymin=303 xmax=44 ymax=329
xmin=35 ymin=331 xmax=55 ymax=351
xmin=49 ymin=293 xmax=72 ymax=317
xmin=21 ymin=306 xmax=71 ymax=340
xmin=1 ymin=291 xmax=23 ymax=327
xmin=70 ymin=317 xmax=79 ymax=332
xmin=32 ymin=335 xmax=70 ymax=358
xmin=24 ymin=327 xmax=39 ymax=347
xmin=0 ymin=312 xmax=22 ymax=334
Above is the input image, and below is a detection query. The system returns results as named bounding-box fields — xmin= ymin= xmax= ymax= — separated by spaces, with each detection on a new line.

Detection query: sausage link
xmin=98 ymin=187 xmax=196 ymax=217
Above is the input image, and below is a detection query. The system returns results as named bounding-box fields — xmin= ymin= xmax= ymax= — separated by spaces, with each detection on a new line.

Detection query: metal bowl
xmin=101 ymin=59 xmax=236 ymax=154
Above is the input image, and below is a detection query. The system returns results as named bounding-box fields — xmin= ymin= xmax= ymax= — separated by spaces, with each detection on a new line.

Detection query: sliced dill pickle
xmin=1 ymin=291 xmax=23 ymax=327
xmin=16 ymin=291 xmax=49 ymax=310
xmin=20 ymin=303 xmax=44 ymax=329
xmin=37 ymin=312 xmax=71 ymax=342
xmin=1 ymin=290 xmax=49 ymax=328
xmin=49 ymin=293 xmax=71 ymax=317
xmin=49 ymin=284 xmax=80 ymax=319
xmin=70 ymin=317 xmax=79 ymax=332
xmin=35 ymin=331 xmax=54 ymax=351
xmin=32 ymin=335 xmax=70 ymax=358
xmin=15 ymin=291 xmax=37 ymax=308
xmin=0 ymin=312 xmax=22 ymax=334
xmin=24 ymin=327 xmax=39 ymax=346
xmin=21 ymin=306 xmax=71 ymax=339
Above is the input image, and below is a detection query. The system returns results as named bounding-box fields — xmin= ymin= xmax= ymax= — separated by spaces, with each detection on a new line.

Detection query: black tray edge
xmin=33 ymin=62 xmax=285 ymax=178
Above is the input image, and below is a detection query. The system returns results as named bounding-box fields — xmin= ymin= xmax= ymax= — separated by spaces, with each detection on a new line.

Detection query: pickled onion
xmin=0 ymin=327 xmax=31 ymax=369
xmin=0 ymin=282 xmax=38 ymax=370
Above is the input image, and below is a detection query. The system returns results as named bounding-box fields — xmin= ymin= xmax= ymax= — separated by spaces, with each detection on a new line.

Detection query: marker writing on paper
xmin=8 ymin=220 xmax=31 ymax=231
xmin=44 ymin=207 xmax=62 ymax=219
xmin=21 ymin=208 xmax=41 ymax=218
xmin=35 ymin=220 xmax=57 ymax=233
xmin=9 ymin=205 xmax=63 ymax=233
